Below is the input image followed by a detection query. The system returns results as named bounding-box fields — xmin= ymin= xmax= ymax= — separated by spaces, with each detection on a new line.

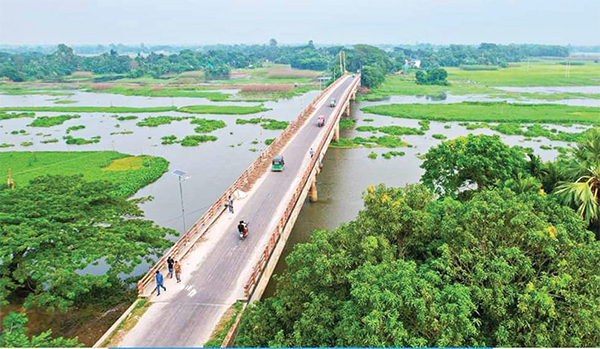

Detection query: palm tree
xmin=554 ymin=128 xmax=600 ymax=238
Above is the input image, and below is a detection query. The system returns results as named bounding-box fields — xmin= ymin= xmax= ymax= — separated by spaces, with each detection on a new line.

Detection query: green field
xmin=362 ymin=102 xmax=600 ymax=125
xmin=446 ymin=61 xmax=600 ymax=86
xmin=363 ymin=61 xmax=600 ymax=100
xmin=0 ymin=151 xmax=169 ymax=197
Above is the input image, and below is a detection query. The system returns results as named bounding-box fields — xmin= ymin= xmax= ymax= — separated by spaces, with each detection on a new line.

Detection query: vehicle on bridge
xmin=317 ymin=114 xmax=325 ymax=127
xmin=271 ymin=155 xmax=285 ymax=171
xmin=238 ymin=220 xmax=249 ymax=240
xmin=329 ymin=98 xmax=336 ymax=107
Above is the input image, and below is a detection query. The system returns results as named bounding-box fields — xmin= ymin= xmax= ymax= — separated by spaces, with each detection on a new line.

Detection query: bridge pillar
xmin=309 ymin=177 xmax=318 ymax=202
xmin=333 ymin=122 xmax=340 ymax=142
xmin=345 ymin=102 xmax=351 ymax=116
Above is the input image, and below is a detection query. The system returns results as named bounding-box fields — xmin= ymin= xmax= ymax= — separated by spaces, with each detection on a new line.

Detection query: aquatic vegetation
xmin=115 ymin=115 xmax=138 ymax=121
xmin=0 ymin=143 xmax=15 ymax=148
xmin=161 ymin=135 xmax=178 ymax=145
xmin=432 ymin=134 xmax=447 ymax=140
xmin=362 ymin=102 xmax=600 ymax=125
xmin=110 ymin=131 xmax=134 ymax=135
xmin=190 ymin=118 xmax=227 ymax=133
xmin=66 ymin=125 xmax=85 ymax=133
xmin=180 ymin=135 xmax=218 ymax=146
xmin=53 ymin=99 xmax=77 ymax=104
xmin=0 ymin=112 xmax=35 ymax=120
xmin=136 ymin=116 xmax=193 ymax=127
xmin=367 ymin=152 xmax=378 ymax=159
xmin=236 ymin=118 xmax=288 ymax=130
xmin=179 ymin=105 xmax=270 ymax=115
xmin=382 ymin=151 xmax=406 ymax=159
xmin=29 ymin=114 xmax=80 ymax=127
xmin=64 ymin=135 xmax=101 ymax=145
xmin=339 ymin=119 xmax=356 ymax=130
xmin=40 ymin=138 xmax=60 ymax=144
xmin=356 ymin=125 xmax=424 ymax=136
xmin=330 ymin=136 xmax=410 ymax=149
xmin=362 ymin=118 xmax=374 ymax=122
xmin=418 ymin=120 xmax=430 ymax=131
xmin=265 ymin=138 xmax=275 ymax=145
xmin=0 ymin=106 xmax=178 ymax=113
xmin=20 ymin=141 xmax=33 ymax=147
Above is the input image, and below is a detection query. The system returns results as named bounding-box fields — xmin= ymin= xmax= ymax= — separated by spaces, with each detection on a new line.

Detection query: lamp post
xmin=172 ymin=169 xmax=188 ymax=232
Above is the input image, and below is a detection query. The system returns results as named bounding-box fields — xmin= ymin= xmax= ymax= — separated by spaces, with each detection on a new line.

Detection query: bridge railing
xmin=136 ymin=75 xmax=350 ymax=296
xmin=243 ymin=74 xmax=361 ymax=298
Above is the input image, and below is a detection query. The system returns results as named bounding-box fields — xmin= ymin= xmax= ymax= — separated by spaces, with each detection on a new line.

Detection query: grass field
xmin=446 ymin=61 xmax=600 ymax=86
xmin=0 ymin=151 xmax=169 ymax=197
xmin=362 ymin=102 xmax=600 ymax=125
xmin=363 ymin=61 xmax=600 ymax=100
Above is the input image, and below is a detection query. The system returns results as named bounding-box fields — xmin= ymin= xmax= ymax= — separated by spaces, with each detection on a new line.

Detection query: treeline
xmin=0 ymin=41 xmax=335 ymax=82
xmin=0 ymin=42 xmax=574 ymax=87
xmin=236 ymin=131 xmax=600 ymax=347
xmin=392 ymin=43 xmax=570 ymax=68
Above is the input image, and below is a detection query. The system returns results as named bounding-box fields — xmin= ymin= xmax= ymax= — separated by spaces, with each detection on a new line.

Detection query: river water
xmin=0 ymin=89 xmax=593 ymax=282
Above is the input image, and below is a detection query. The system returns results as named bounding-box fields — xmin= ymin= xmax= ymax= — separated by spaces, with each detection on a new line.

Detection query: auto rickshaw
xmin=329 ymin=98 xmax=336 ymax=107
xmin=317 ymin=114 xmax=325 ymax=127
xmin=271 ymin=155 xmax=285 ymax=172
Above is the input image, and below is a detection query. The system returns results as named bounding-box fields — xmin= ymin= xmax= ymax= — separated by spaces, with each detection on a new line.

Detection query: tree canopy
xmin=0 ymin=312 xmax=80 ymax=348
xmin=236 ymin=183 xmax=600 ymax=347
xmin=420 ymin=134 xmax=528 ymax=197
xmin=0 ymin=175 xmax=174 ymax=311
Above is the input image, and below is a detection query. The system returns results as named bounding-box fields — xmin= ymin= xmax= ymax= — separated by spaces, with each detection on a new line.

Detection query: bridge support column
xmin=345 ymin=103 xmax=351 ymax=116
xmin=333 ymin=122 xmax=340 ymax=142
xmin=309 ymin=178 xmax=318 ymax=202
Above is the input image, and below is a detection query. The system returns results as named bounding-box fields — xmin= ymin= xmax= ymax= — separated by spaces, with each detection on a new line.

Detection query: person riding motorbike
xmin=238 ymin=220 xmax=249 ymax=240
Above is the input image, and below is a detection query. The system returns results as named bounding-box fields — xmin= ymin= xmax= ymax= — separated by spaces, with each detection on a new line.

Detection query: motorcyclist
xmin=238 ymin=220 xmax=248 ymax=239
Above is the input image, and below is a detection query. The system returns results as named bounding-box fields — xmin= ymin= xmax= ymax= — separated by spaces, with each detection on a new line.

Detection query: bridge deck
xmin=118 ymin=75 xmax=356 ymax=347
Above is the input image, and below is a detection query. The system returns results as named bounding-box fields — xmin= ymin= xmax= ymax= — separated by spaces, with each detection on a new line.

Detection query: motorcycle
xmin=238 ymin=221 xmax=249 ymax=240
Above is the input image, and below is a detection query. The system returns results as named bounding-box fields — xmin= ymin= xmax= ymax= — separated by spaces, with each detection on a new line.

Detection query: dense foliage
xmin=237 ymin=134 xmax=600 ymax=347
xmin=415 ymin=68 xmax=448 ymax=85
xmin=0 ymin=312 xmax=80 ymax=347
xmin=237 ymin=182 xmax=600 ymax=347
xmin=421 ymin=134 xmax=529 ymax=196
xmin=0 ymin=175 xmax=174 ymax=311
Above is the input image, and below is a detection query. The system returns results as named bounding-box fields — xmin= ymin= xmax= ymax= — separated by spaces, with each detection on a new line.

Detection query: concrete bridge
xmin=96 ymin=74 xmax=361 ymax=347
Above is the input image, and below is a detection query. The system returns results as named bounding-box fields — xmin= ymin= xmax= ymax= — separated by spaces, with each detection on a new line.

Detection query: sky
xmin=0 ymin=0 xmax=599 ymax=46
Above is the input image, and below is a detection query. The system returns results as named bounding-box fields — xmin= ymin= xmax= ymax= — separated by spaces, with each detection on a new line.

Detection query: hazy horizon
xmin=1 ymin=0 xmax=599 ymax=46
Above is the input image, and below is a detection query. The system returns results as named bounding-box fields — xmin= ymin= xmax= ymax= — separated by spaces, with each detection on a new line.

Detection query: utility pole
xmin=172 ymin=170 xmax=188 ymax=232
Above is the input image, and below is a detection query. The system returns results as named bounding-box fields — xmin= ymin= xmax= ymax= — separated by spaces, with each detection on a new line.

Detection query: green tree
xmin=415 ymin=68 xmax=449 ymax=85
xmin=420 ymin=134 xmax=528 ymax=197
xmin=236 ymin=184 xmax=600 ymax=347
xmin=0 ymin=175 xmax=173 ymax=310
xmin=0 ymin=312 xmax=80 ymax=347
xmin=361 ymin=65 xmax=386 ymax=88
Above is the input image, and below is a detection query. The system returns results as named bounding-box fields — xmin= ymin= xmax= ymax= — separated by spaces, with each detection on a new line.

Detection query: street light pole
xmin=172 ymin=169 xmax=188 ymax=232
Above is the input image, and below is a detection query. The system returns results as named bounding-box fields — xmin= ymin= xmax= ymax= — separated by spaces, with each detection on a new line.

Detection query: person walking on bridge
xmin=155 ymin=270 xmax=167 ymax=296
xmin=309 ymin=148 xmax=315 ymax=158
xmin=166 ymin=256 xmax=175 ymax=278
xmin=227 ymin=195 xmax=234 ymax=214
xmin=174 ymin=261 xmax=182 ymax=283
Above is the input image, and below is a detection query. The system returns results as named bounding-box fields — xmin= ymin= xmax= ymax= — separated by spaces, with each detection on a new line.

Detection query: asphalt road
xmin=119 ymin=76 xmax=356 ymax=347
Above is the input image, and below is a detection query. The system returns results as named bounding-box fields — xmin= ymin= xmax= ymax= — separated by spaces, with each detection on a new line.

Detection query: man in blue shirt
xmin=155 ymin=270 xmax=167 ymax=296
